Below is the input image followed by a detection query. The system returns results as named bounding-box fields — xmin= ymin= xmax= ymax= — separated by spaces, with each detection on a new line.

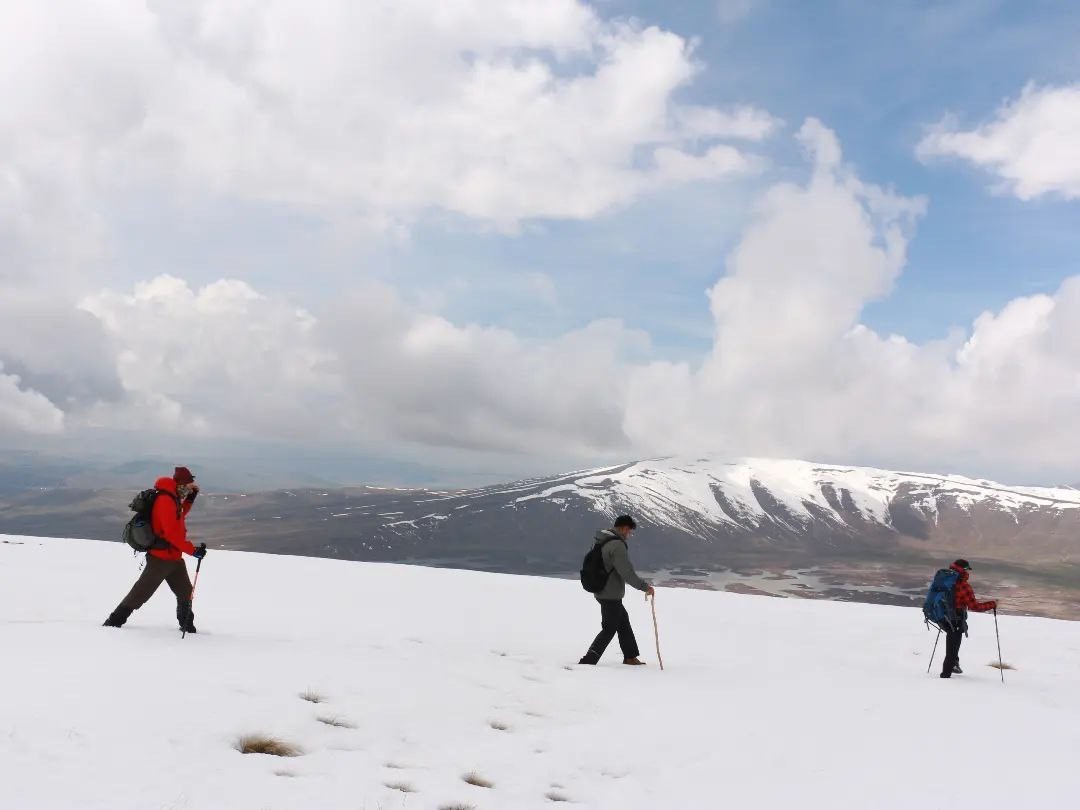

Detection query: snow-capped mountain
xmin=259 ymin=456 xmax=1080 ymax=570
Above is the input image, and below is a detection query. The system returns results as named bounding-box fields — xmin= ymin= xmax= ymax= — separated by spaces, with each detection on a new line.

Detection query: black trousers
xmin=942 ymin=629 xmax=964 ymax=675
xmin=580 ymin=599 xmax=639 ymax=664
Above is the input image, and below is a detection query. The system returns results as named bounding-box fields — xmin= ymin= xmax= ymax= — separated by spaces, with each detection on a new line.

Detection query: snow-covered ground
xmin=2 ymin=535 xmax=1078 ymax=809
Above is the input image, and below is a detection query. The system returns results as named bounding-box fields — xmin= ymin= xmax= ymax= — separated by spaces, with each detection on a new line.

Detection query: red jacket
xmin=951 ymin=563 xmax=996 ymax=613
xmin=149 ymin=477 xmax=196 ymax=561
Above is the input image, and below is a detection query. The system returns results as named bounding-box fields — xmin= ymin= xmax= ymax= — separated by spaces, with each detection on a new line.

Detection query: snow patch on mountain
xmin=508 ymin=457 xmax=1080 ymax=539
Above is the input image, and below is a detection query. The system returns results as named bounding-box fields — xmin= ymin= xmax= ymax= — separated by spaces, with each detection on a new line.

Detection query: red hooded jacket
xmin=149 ymin=477 xmax=196 ymax=561
xmin=951 ymin=563 xmax=996 ymax=613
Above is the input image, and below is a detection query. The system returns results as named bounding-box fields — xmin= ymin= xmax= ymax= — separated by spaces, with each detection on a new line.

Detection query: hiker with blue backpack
xmin=578 ymin=515 xmax=655 ymax=666
xmin=923 ymin=559 xmax=997 ymax=679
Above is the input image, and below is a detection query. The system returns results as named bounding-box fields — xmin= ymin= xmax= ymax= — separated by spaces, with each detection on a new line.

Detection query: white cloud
xmin=624 ymin=118 xmax=1080 ymax=478
xmin=0 ymin=0 xmax=774 ymax=277
xmin=323 ymin=285 xmax=647 ymax=453
xmin=74 ymin=275 xmax=647 ymax=457
xmin=0 ymin=363 xmax=64 ymax=436
xmin=78 ymin=276 xmax=341 ymax=439
xmin=918 ymin=83 xmax=1080 ymax=200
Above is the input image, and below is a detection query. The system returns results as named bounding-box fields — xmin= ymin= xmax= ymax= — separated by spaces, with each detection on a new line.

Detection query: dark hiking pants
xmin=580 ymin=599 xmax=639 ymax=664
xmin=942 ymin=628 xmax=964 ymax=676
xmin=117 ymin=555 xmax=194 ymax=625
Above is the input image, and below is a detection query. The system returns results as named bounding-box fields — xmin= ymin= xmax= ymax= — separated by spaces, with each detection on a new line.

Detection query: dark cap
xmin=613 ymin=515 xmax=637 ymax=529
xmin=953 ymin=558 xmax=972 ymax=571
xmin=174 ymin=466 xmax=195 ymax=485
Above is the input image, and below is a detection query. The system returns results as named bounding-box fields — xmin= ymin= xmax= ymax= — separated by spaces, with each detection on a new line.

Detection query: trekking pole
xmin=927 ymin=626 xmax=941 ymax=674
xmin=649 ymin=593 xmax=664 ymax=671
xmin=182 ymin=556 xmax=203 ymax=640
xmin=994 ymin=607 xmax=1005 ymax=685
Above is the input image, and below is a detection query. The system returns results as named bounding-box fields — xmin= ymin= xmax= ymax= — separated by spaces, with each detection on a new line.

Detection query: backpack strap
xmin=597 ymin=534 xmax=623 ymax=572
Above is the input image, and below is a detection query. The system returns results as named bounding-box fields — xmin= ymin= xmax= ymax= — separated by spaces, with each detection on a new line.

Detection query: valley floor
xmin=1 ymin=536 xmax=1078 ymax=809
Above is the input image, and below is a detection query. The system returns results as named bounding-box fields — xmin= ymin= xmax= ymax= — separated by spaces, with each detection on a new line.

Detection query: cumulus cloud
xmin=78 ymin=276 xmax=340 ymax=438
xmin=323 ymin=286 xmax=647 ymax=453
xmin=918 ymin=83 xmax=1080 ymax=200
xmin=0 ymin=363 xmax=65 ymax=436
xmin=73 ymin=275 xmax=647 ymax=456
xmin=0 ymin=298 xmax=123 ymax=410
xmin=624 ymin=118 xmax=1080 ymax=477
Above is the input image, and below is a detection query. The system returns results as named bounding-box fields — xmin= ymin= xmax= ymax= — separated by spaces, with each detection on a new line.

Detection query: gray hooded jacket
xmin=592 ymin=528 xmax=650 ymax=601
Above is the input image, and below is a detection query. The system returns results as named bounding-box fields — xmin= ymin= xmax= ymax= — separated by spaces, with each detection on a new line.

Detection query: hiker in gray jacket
xmin=579 ymin=514 xmax=655 ymax=666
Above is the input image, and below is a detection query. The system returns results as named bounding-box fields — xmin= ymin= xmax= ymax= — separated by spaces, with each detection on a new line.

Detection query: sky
xmin=2 ymin=0 xmax=1080 ymax=486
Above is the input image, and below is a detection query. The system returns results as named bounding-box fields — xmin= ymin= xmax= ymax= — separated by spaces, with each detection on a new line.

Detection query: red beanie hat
xmin=174 ymin=466 xmax=195 ymax=485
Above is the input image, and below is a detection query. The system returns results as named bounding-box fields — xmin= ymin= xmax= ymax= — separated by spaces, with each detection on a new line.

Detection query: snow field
xmin=1 ymin=535 xmax=1078 ymax=809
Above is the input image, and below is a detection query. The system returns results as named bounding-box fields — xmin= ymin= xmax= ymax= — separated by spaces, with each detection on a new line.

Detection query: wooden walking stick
xmin=649 ymin=593 xmax=664 ymax=671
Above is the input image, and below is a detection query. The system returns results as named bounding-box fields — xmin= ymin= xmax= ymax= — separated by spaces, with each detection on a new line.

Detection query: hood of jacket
xmin=594 ymin=528 xmax=620 ymax=544
xmin=155 ymin=476 xmax=179 ymax=495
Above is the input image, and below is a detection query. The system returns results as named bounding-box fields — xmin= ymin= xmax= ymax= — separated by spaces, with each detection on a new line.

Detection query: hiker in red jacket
xmin=103 ymin=467 xmax=207 ymax=633
xmin=941 ymin=559 xmax=997 ymax=678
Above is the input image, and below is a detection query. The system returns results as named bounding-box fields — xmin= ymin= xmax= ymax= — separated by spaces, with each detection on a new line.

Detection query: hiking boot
xmin=102 ymin=607 xmax=132 ymax=628
xmin=939 ymin=672 xmax=951 ymax=679
xmin=623 ymin=658 xmax=647 ymax=666
xmin=176 ymin=601 xmax=196 ymax=633
xmin=952 ymin=664 xmax=963 ymax=674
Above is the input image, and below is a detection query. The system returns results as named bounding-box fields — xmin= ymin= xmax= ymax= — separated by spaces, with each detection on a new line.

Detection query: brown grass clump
xmin=488 ymin=720 xmax=511 ymax=731
xmin=299 ymin=690 xmax=326 ymax=704
xmin=439 ymin=804 xmax=476 ymax=810
xmin=385 ymin=781 xmax=416 ymax=793
xmin=316 ymin=715 xmax=355 ymax=728
xmin=546 ymin=791 xmax=571 ymax=803
xmin=462 ymin=772 xmax=494 ymax=788
xmin=235 ymin=734 xmax=302 ymax=757
xmin=989 ymin=661 xmax=1016 ymax=670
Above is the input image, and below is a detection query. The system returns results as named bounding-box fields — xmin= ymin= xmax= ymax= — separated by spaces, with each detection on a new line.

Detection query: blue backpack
xmin=922 ymin=568 xmax=960 ymax=631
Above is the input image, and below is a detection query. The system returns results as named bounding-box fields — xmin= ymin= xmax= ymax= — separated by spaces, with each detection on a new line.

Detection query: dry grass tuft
xmin=546 ymin=791 xmax=572 ymax=802
xmin=462 ymin=772 xmax=494 ymax=789
xmin=299 ymin=690 xmax=326 ymax=704
xmin=273 ymin=770 xmax=297 ymax=778
xmin=488 ymin=720 xmax=511 ymax=731
xmin=989 ymin=661 xmax=1016 ymax=670
xmin=235 ymin=734 xmax=302 ymax=757
xmin=385 ymin=781 xmax=416 ymax=793
xmin=439 ymin=804 xmax=476 ymax=810
xmin=316 ymin=715 xmax=355 ymax=728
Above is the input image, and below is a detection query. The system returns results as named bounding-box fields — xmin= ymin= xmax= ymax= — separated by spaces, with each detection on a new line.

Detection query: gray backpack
xmin=121 ymin=488 xmax=178 ymax=552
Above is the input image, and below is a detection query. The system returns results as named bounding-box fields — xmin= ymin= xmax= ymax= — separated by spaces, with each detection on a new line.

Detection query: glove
xmin=193 ymin=543 xmax=207 ymax=560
